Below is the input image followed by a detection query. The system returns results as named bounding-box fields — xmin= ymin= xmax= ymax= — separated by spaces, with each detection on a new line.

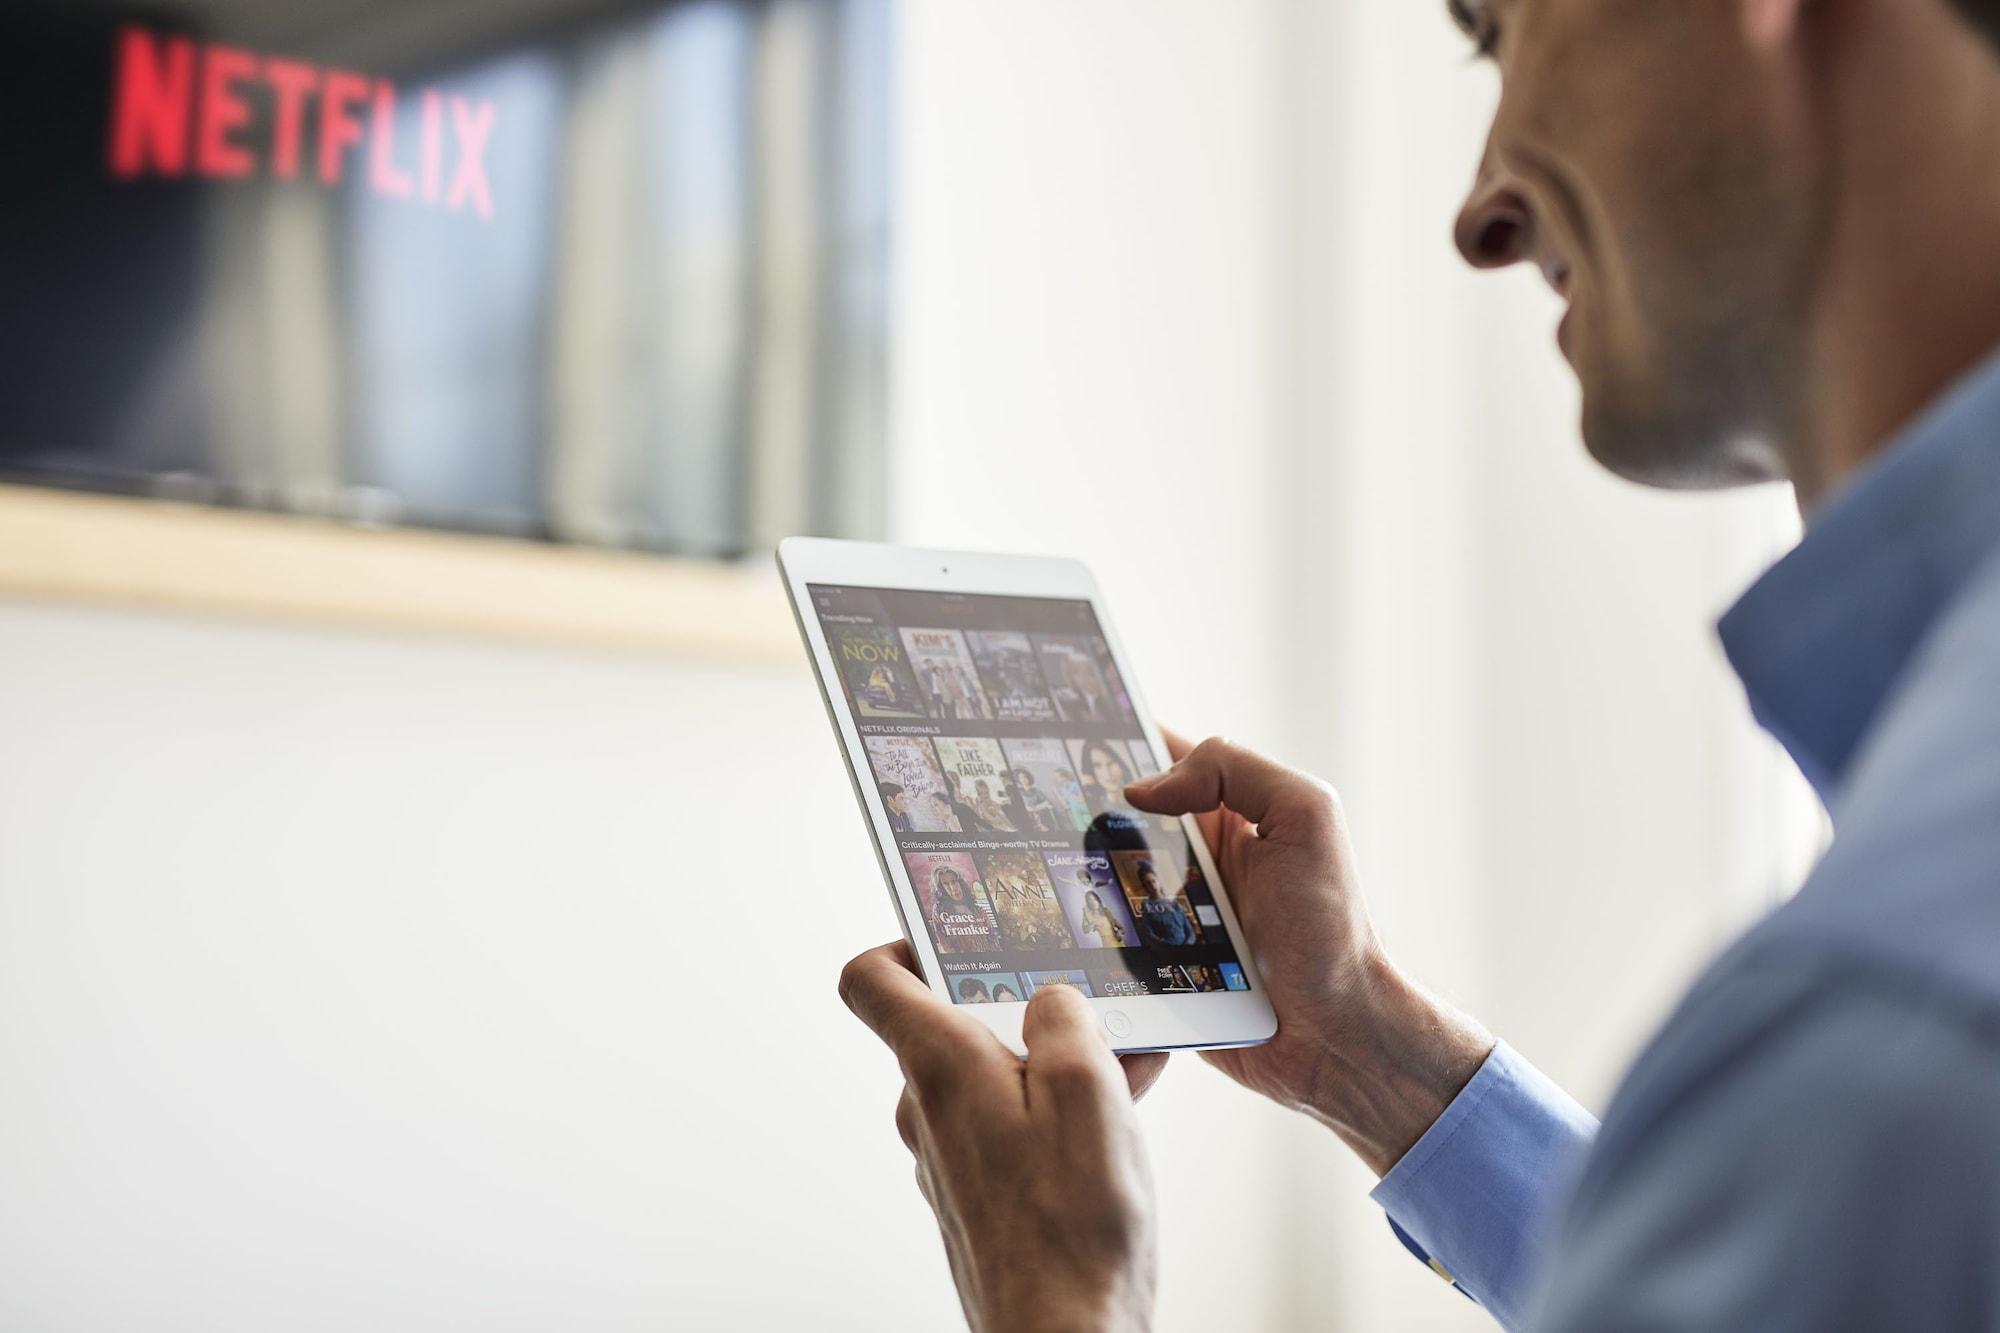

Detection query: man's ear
xmin=1744 ymin=0 xmax=1809 ymax=48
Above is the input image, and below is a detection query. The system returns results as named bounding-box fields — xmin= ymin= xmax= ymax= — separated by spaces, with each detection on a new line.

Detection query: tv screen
xmin=0 ymin=0 xmax=889 ymax=555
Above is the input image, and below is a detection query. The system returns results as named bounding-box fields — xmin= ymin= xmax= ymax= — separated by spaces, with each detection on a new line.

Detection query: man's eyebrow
xmin=1445 ymin=0 xmax=1479 ymax=37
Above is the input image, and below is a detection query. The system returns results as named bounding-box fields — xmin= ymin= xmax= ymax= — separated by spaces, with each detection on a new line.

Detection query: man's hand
xmin=839 ymin=942 xmax=1162 ymax=1333
xmin=1126 ymin=733 xmax=1494 ymax=1175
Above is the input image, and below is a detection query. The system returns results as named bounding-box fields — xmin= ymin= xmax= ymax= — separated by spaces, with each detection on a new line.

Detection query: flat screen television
xmin=0 ymin=0 xmax=889 ymax=556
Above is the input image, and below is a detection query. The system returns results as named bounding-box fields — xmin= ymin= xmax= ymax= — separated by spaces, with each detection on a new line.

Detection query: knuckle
xmin=836 ymin=953 xmax=872 ymax=1009
xmin=1318 ymin=784 xmax=1349 ymax=832
xmin=903 ymin=1047 xmax=944 ymax=1093
xmin=903 ymin=1038 xmax=962 ymax=1100
xmin=1282 ymin=772 xmax=1341 ymax=827
xmin=1040 ymin=1051 xmax=1110 ymax=1101
xmin=1191 ymin=735 xmax=1229 ymax=765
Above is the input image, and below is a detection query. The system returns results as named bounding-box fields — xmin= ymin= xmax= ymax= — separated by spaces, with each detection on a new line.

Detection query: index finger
xmin=838 ymin=941 xmax=952 ymax=1050
xmin=837 ymin=942 xmax=1016 ymax=1087
xmin=1125 ymin=736 xmax=1328 ymax=834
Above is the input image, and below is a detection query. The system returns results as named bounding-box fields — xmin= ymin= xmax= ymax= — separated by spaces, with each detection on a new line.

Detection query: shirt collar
xmin=1719 ymin=347 xmax=2000 ymax=804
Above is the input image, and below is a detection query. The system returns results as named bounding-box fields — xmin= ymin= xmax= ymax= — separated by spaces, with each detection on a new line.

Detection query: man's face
xmin=1453 ymin=0 xmax=1826 ymax=487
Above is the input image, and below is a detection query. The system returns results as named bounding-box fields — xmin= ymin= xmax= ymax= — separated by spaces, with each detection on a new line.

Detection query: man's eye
xmin=1471 ymin=17 xmax=1501 ymax=58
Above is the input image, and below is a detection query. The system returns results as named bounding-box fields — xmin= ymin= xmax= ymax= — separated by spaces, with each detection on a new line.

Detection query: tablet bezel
xmin=777 ymin=536 xmax=1279 ymax=1056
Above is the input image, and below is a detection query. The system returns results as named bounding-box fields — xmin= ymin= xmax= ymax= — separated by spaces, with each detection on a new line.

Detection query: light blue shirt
xmin=1372 ymin=349 xmax=2000 ymax=1330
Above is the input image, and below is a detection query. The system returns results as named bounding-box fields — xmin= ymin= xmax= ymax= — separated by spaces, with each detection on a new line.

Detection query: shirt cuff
xmin=1370 ymin=1041 xmax=1598 ymax=1331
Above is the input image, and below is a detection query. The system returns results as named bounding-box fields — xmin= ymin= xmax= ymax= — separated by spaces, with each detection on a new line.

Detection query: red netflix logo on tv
xmin=107 ymin=25 xmax=497 ymax=219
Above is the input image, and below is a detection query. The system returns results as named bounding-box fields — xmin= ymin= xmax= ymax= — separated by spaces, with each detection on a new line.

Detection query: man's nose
xmin=1454 ymin=180 xmax=1534 ymax=271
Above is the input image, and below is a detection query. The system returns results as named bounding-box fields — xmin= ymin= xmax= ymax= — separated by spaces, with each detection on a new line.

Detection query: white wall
xmin=0 ymin=2 xmax=1820 ymax=1330
xmin=0 ymin=612 xmax=921 ymax=1331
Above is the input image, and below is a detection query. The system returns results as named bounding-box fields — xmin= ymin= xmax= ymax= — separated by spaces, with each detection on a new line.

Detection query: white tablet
xmin=778 ymin=537 xmax=1278 ymax=1055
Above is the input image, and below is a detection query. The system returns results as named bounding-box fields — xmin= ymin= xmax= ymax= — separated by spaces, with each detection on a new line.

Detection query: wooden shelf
xmin=0 ymin=483 xmax=798 ymax=664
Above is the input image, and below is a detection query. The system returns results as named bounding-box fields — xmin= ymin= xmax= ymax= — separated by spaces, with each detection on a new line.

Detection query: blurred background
xmin=0 ymin=1 xmax=1821 ymax=1329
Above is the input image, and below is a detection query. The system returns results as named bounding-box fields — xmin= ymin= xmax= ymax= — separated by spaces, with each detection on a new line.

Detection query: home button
xmin=1104 ymin=1010 xmax=1133 ymax=1039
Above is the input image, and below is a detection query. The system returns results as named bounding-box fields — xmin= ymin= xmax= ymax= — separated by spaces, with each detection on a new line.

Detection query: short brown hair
xmin=1954 ymin=0 xmax=2000 ymax=44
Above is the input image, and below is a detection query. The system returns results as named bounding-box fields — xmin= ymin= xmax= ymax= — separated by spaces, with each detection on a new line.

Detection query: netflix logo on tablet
xmin=105 ymin=25 xmax=497 ymax=218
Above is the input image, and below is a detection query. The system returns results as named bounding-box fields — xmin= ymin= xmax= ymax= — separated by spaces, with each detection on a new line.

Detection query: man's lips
xmin=1544 ymin=255 xmax=1574 ymax=360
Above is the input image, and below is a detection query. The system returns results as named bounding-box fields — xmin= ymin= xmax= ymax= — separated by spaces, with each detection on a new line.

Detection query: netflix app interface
xmin=811 ymin=585 xmax=1253 ymax=1006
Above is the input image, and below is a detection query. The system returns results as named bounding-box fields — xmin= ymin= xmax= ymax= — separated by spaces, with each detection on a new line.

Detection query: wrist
xmin=984 ymin=1286 xmax=1149 ymax=1333
xmin=1302 ymin=951 xmax=1494 ymax=1177
xmin=978 ymin=1258 xmax=1152 ymax=1333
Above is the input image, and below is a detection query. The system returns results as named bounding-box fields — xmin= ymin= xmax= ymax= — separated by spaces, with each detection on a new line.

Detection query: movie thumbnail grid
xmin=904 ymin=840 xmax=1240 ymax=1008
xmin=866 ymin=733 xmax=1181 ymax=838
xmin=826 ymin=618 xmax=1139 ymax=731
xmin=910 ymin=844 xmax=1199 ymax=951
xmin=810 ymin=584 xmax=1252 ymax=1004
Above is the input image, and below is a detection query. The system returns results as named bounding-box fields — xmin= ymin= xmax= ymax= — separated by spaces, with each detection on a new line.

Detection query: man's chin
xmin=1578 ymin=389 xmax=1778 ymax=492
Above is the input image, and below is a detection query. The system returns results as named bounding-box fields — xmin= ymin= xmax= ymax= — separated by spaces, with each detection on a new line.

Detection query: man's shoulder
xmin=1588 ymin=933 xmax=1998 ymax=1157
xmin=1581 ymin=942 xmax=2000 ymax=1156
xmin=1538 ymin=945 xmax=2000 ymax=1331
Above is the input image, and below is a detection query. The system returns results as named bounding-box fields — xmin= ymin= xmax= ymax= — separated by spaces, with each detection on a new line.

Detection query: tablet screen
xmin=808 ymin=584 xmax=1253 ymax=1005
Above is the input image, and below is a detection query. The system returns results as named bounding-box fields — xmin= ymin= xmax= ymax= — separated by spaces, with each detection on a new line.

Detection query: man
xmin=878 ymin=782 xmax=914 ymax=835
xmin=840 ymin=0 xmax=2000 ymax=1327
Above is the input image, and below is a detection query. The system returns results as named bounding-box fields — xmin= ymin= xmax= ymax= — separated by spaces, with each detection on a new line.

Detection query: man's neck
xmin=1792 ymin=1 xmax=2000 ymax=515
